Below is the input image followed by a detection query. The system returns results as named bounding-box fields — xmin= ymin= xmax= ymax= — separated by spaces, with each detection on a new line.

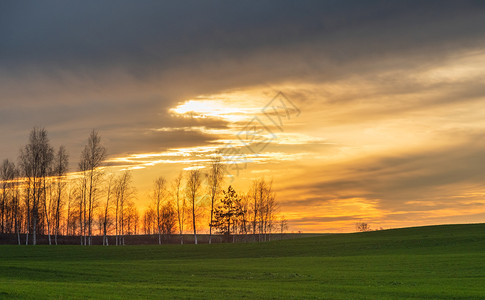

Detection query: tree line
xmin=0 ymin=127 xmax=287 ymax=245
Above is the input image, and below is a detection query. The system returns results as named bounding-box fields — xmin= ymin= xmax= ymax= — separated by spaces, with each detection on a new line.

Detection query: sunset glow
xmin=3 ymin=1 xmax=485 ymax=234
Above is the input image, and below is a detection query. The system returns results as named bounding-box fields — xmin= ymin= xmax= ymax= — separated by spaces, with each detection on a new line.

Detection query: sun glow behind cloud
xmin=112 ymin=86 xmax=321 ymax=171
xmin=103 ymin=86 xmax=326 ymax=226
xmin=60 ymin=52 xmax=485 ymax=234
xmin=3 ymin=1 xmax=485 ymax=236
xmin=169 ymin=92 xmax=266 ymax=123
xmin=7 ymin=37 xmax=485 ymax=234
xmin=101 ymin=58 xmax=485 ymax=233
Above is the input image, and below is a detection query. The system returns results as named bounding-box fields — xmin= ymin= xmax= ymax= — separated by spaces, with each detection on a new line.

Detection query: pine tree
xmin=211 ymin=186 xmax=244 ymax=242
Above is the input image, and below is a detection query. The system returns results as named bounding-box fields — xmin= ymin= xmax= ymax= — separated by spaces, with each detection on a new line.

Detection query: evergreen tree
xmin=211 ymin=185 xmax=244 ymax=242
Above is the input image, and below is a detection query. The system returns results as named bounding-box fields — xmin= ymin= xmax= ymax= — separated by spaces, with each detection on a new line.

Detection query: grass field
xmin=1 ymin=224 xmax=485 ymax=299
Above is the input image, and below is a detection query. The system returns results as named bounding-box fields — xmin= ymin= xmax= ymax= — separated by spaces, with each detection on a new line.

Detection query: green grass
xmin=1 ymin=223 xmax=485 ymax=299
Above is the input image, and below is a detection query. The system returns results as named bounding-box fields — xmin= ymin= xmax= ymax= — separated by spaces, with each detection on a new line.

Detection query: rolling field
xmin=1 ymin=224 xmax=485 ymax=299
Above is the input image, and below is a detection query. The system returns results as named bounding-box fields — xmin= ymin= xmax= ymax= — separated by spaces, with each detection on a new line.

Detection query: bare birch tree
xmin=76 ymin=174 xmax=86 ymax=245
xmin=19 ymin=151 xmax=32 ymax=245
xmin=1 ymin=159 xmax=16 ymax=234
xmin=114 ymin=171 xmax=133 ymax=245
xmin=186 ymin=169 xmax=202 ymax=244
xmin=279 ymin=216 xmax=288 ymax=239
xmin=238 ymin=192 xmax=250 ymax=237
xmin=65 ymin=184 xmax=74 ymax=235
xmin=79 ymin=130 xmax=106 ymax=245
xmin=172 ymin=172 xmax=185 ymax=244
xmin=207 ymin=157 xmax=224 ymax=244
xmin=249 ymin=180 xmax=259 ymax=241
xmin=249 ymin=178 xmax=278 ymax=242
xmin=152 ymin=176 xmax=167 ymax=245
xmin=102 ymin=174 xmax=115 ymax=246
xmin=53 ymin=146 xmax=68 ymax=245
xmin=160 ymin=201 xmax=176 ymax=237
xmin=13 ymin=167 xmax=21 ymax=245
xmin=143 ymin=206 xmax=156 ymax=234
xmin=19 ymin=128 xmax=53 ymax=245
xmin=42 ymin=173 xmax=53 ymax=245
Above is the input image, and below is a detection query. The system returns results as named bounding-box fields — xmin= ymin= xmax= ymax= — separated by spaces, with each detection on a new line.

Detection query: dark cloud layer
xmin=2 ymin=1 xmax=485 ymax=70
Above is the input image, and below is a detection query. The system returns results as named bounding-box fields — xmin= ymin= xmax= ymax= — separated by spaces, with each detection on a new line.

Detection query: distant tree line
xmin=0 ymin=127 xmax=287 ymax=245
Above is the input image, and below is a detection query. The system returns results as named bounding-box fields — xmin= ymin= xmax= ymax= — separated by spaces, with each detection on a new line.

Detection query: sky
xmin=2 ymin=0 xmax=485 ymax=232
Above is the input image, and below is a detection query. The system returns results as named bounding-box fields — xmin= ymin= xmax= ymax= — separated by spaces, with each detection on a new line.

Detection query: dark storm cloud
xmin=2 ymin=0 xmax=485 ymax=71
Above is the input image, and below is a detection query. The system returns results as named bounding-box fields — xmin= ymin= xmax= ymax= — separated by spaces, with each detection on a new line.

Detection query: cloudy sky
xmin=2 ymin=0 xmax=485 ymax=232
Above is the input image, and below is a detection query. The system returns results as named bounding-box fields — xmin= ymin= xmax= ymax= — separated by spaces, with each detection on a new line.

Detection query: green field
xmin=1 ymin=224 xmax=485 ymax=299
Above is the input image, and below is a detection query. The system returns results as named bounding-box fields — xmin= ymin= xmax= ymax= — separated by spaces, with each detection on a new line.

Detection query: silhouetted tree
xmin=125 ymin=200 xmax=139 ymax=235
xmin=186 ymin=169 xmax=203 ymax=244
xmin=160 ymin=201 xmax=176 ymax=237
xmin=53 ymin=146 xmax=69 ymax=245
xmin=249 ymin=180 xmax=259 ymax=240
xmin=249 ymin=178 xmax=277 ymax=241
xmin=65 ymin=184 xmax=76 ymax=236
xmin=279 ymin=216 xmax=288 ymax=239
xmin=12 ymin=167 xmax=21 ymax=245
xmin=211 ymin=186 xmax=244 ymax=243
xmin=1 ymin=127 xmax=289 ymax=246
xmin=102 ymin=175 xmax=115 ymax=245
xmin=152 ymin=176 xmax=167 ymax=244
xmin=171 ymin=172 xmax=185 ymax=244
xmin=1 ymin=159 xmax=16 ymax=234
xmin=114 ymin=171 xmax=133 ymax=245
xmin=236 ymin=192 xmax=250 ymax=237
xmin=207 ymin=157 xmax=224 ymax=244
xmin=356 ymin=222 xmax=371 ymax=232
xmin=19 ymin=128 xmax=54 ymax=245
xmin=143 ymin=206 xmax=156 ymax=234
xmin=79 ymin=130 xmax=106 ymax=245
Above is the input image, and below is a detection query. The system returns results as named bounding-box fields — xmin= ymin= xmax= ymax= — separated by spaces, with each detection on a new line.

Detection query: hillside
xmin=1 ymin=223 xmax=484 ymax=299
